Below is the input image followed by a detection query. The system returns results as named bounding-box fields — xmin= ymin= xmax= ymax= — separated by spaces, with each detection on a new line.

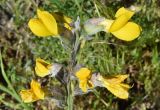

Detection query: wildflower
xmin=76 ymin=68 xmax=94 ymax=92
xmin=20 ymin=80 xmax=44 ymax=103
xmin=101 ymin=7 xmax=142 ymax=41
xmin=28 ymin=9 xmax=58 ymax=37
xmin=35 ymin=58 xmax=52 ymax=77
xmin=35 ymin=58 xmax=63 ymax=78
xmin=98 ymin=74 xmax=130 ymax=99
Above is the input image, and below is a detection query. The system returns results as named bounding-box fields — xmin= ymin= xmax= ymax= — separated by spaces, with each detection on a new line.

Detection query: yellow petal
xmin=109 ymin=14 xmax=130 ymax=32
xmin=63 ymin=15 xmax=72 ymax=24
xmin=79 ymin=80 xmax=87 ymax=92
xmin=115 ymin=75 xmax=129 ymax=82
xmin=120 ymin=83 xmax=131 ymax=89
xmin=76 ymin=68 xmax=91 ymax=80
xmin=115 ymin=7 xmax=134 ymax=19
xmin=98 ymin=75 xmax=130 ymax=99
xmin=35 ymin=58 xmax=52 ymax=77
xmin=37 ymin=9 xmax=58 ymax=35
xmin=20 ymin=89 xmax=38 ymax=103
xmin=79 ymin=80 xmax=94 ymax=92
xmin=104 ymin=83 xmax=129 ymax=99
xmin=111 ymin=22 xmax=142 ymax=41
xmin=64 ymin=23 xmax=72 ymax=30
xmin=109 ymin=7 xmax=135 ymax=32
xmin=103 ymin=74 xmax=129 ymax=84
xmin=31 ymin=80 xmax=44 ymax=99
xmin=28 ymin=18 xmax=53 ymax=37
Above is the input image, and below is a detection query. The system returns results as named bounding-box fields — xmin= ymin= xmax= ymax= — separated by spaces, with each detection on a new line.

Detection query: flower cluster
xmin=20 ymin=7 xmax=142 ymax=105
xmin=20 ymin=58 xmax=61 ymax=102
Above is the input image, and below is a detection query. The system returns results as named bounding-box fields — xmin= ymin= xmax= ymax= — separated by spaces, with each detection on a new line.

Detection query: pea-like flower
xmin=35 ymin=58 xmax=63 ymax=78
xmin=98 ymin=74 xmax=130 ymax=99
xmin=20 ymin=80 xmax=44 ymax=103
xmin=101 ymin=7 xmax=142 ymax=41
xmin=35 ymin=58 xmax=52 ymax=77
xmin=28 ymin=9 xmax=72 ymax=37
xmin=76 ymin=68 xmax=94 ymax=92
xmin=28 ymin=9 xmax=58 ymax=37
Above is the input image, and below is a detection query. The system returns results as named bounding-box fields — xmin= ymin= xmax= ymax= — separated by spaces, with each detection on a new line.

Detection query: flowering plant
xmin=20 ymin=7 xmax=142 ymax=109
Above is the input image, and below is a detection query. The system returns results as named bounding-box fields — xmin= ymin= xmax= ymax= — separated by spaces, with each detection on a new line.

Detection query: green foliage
xmin=0 ymin=0 xmax=160 ymax=109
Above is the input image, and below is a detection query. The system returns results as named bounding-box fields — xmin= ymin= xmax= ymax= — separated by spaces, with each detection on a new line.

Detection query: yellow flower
xmin=28 ymin=9 xmax=58 ymax=37
xmin=20 ymin=80 xmax=44 ymax=103
xmin=101 ymin=7 xmax=142 ymax=41
xmin=35 ymin=58 xmax=52 ymax=77
xmin=98 ymin=74 xmax=130 ymax=99
xmin=76 ymin=68 xmax=94 ymax=92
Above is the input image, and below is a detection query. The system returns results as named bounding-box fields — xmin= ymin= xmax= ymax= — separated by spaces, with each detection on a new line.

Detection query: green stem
xmin=67 ymin=80 xmax=74 ymax=110
xmin=0 ymin=85 xmax=16 ymax=98
xmin=66 ymin=29 xmax=81 ymax=110
xmin=0 ymin=51 xmax=30 ymax=109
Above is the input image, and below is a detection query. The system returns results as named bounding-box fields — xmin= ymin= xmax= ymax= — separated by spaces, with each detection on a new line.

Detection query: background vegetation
xmin=0 ymin=0 xmax=160 ymax=109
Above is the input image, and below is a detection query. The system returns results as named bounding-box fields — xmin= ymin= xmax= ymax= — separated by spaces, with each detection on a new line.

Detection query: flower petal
xmin=28 ymin=18 xmax=53 ymax=37
xmin=111 ymin=22 xmax=142 ymax=41
xmin=31 ymin=80 xmax=44 ymax=99
xmin=115 ymin=75 xmax=129 ymax=82
xmin=109 ymin=7 xmax=135 ymax=32
xmin=76 ymin=68 xmax=91 ymax=80
xmin=98 ymin=75 xmax=130 ymax=99
xmin=120 ymin=83 xmax=131 ymax=89
xmin=64 ymin=23 xmax=72 ymax=30
xmin=35 ymin=58 xmax=51 ymax=77
xmin=109 ymin=14 xmax=130 ymax=32
xmin=20 ymin=89 xmax=38 ymax=103
xmin=37 ymin=9 xmax=58 ymax=35
xmin=63 ymin=15 xmax=72 ymax=24
xmin=104 ymin=83 xmax=129 ymax=99
xmin=103 ymin=74 xmax=129 ymax=84
xmin=115 ymin=7 xmax=134 ymax=19
xmin=79 ymin=80 xmax=87 ymax=92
